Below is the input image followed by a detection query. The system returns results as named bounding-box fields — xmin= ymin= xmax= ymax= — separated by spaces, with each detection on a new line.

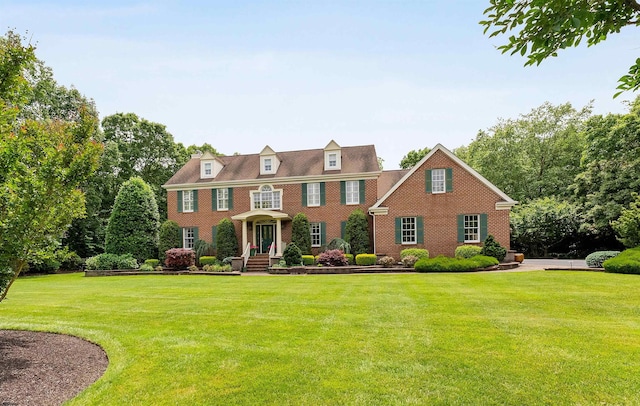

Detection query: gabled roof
xmin=163 ymin=144 xmax=380 ymax=188
xmin=370 ymin=144 xmax=517 ymax=210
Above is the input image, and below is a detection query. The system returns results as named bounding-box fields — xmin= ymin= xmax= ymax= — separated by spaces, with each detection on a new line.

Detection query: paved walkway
xmin=516 ymin=258 xmax=588 ymax=271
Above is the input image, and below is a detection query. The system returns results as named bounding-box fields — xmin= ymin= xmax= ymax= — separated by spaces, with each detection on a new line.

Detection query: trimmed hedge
xmin=585 ymin=251 xmax=620 ymax=268
xmin=144 ymin=259 xmax=160 ymax=267
xmin=199 ymin=256 xmax=218 ymax=266
xmin=400 ymin=248 xmax=429 ymax=260
xmin=302 ymin=255 xmax=315 ymax=266
xmin=344 ymin=254 xmax=355 ymax=265
xmin=355 ymin=254 xmax=377 ymax=266
xmin=86 ymin=253 xmax=138 ymax=270
xmin=414 ymin=255 xmax=498 ymax=272
xmin=603 ymin=247 xmax=640 ymax=274
xmin=455 ymin=245 xmax=482 ymax=259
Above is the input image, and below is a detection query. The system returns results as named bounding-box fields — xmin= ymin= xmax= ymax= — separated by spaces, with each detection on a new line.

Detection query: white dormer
xmin=200 ymin=151 xmax=224 ymax=179
xmin=324 ymin=140 xmax=342 ymax=171
xmin=260 ymin=145 xmax=279 ymax=175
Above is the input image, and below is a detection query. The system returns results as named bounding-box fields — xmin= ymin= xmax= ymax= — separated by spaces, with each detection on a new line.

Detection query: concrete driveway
xmin=517 ymin=258 xmax=588 ymax=271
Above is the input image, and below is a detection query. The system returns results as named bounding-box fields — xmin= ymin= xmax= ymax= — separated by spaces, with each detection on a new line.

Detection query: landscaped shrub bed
xmin=414 ymin=255 xmax=498 ymax=272
xmin=355 ymin=254 xmax=377 ymax=266
xmin=603 ymin=247 xmax=640 ymax=274
xmin=585 ymin=251 xmax=620 ymax=268
xmin=86 ymin=253 xmax=138 ymax=270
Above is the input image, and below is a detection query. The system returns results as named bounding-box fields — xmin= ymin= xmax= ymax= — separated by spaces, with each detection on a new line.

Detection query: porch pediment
xmin=231 ymin=209 xmax=291 ymax=222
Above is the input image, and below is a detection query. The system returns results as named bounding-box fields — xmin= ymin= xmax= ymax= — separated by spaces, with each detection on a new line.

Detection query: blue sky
xmin=2 ymin=1 xmax=637 ymax=169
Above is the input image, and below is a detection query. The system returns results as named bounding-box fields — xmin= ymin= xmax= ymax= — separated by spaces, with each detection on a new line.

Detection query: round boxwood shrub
xmin=603 ymin=247 xmax=640 ymax=274
xmin=344 ymin=253 xmax=354 ymax=265
xmin=455 ymin=245 xmax=482 ymax=259
xmin=283 ymin=242 xmax=302 ymax=266
xmin=585 ymin=251 xmax=620 ymax=268
xmin=355 ymin=253 xmax=377 ymax=266
xmin=400 ymin=248 xmax=429 ymax=260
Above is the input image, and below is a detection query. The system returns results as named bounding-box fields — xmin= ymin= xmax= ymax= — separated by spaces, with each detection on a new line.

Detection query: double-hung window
xmin=307 ymin=183 xmax=320 ymax=207
xmin=264 ymin=158 xmax=272 ymax=172
xmin=182 ymin=190 xmax=194 ymax=212
xmin=217 ymin=188 xmax=229 ymax=210
xmin=328 ymin=153 xmax=337 ymax=168
xmin=401 ymin=217 xmax=417 ymax=244
xmin=464 ymin=214 xmax=480 ymax=243
xmin=204 ymin=162 xmax=212 ymax=176
xmin=310 ymin=223 xmax=322 ymax=247
xmin=345 ymin=180 xmax=359 ymax=204
xmin=431 ymin=169 xmax=445 ymax=193
xmin=183 ymin=227 xmax=196 ymax=249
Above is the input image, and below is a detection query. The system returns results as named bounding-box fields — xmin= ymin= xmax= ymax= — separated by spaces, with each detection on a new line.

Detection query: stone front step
xmin=245 ymin=255 xmax=270 ymax=272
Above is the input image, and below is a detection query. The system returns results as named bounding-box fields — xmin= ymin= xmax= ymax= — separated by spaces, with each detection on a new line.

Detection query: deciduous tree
xmin=481 ymin=0 xmax=640 ymax=96
xmin=399 ymin=147 xmax=430 ymax=169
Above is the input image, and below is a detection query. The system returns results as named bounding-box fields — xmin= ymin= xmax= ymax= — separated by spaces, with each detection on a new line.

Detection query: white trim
xmin=369 ymin=144 xmax=517 ymax=210
xmin=163 ymin=171 xmax=380 ymax=191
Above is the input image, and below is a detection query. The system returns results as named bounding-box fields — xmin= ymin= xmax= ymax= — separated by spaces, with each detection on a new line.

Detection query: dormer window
xmin=200 ymin=152 xmax=223 ymax=179
xmin=259 ymin=145 xmax=279 ymax=175
xmin=324 ymin=140 xmax=341 ymax=171
xmin=204 ymin=162 xmax=212 ymax=176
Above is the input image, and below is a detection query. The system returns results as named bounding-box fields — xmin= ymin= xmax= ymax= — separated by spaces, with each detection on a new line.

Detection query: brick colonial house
xmin=163 ymin=141 xmax=516 ymax=261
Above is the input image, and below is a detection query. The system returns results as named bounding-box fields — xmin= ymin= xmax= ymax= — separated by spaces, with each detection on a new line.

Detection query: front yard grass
xmin=1 ymin=271 xmax=639 ymax=405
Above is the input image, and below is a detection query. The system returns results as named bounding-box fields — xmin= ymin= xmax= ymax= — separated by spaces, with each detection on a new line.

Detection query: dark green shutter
xmin=359 ymin=180 xmax=365 ymax=203
xmin=193 ymin=190 xmax=199 ymax=212
xmin=425 ymin=170 xmax=432 ymax=194
xmin=228 ymin=188 xmax=233 ymax=210
xmin=417 ymin=216 xmax=424 ymax=244
xmin=480 ymin=213 xmax=488 ymax=241
xmin=320 ymin=182 xmax=326 ymax=206
xmin=340 ymin=181 xmax=346 ymax=205
xmin=457 ymin=215 xmax=465 ymax=243
xmin=446 ymin=168 xmax=453 ymax=192
xmin=211 ymin=226 xmax=217 ymax=249
xmin=177 ymin=191 xmax=183 ymax=212
xmin=193 ymin=227 xmax=199 ymax=243
xmin=211 ymin=189 xmax=217 ymax=211
xmin=341 ymin=221 xmax=346 ymax=239
xmin=320 ymin=222 xmax=326 ymax=246
xmin=302 ymin=183 xmax=307 ymax=207
xmin=395 ymin=217 xmax=402 ymax=244
xmin=179 ymin=227 xmax=184 ymax=248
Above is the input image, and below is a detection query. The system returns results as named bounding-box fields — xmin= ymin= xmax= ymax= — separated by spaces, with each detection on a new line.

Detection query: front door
xmin=256 ymin=224 xmax=274 ymax=254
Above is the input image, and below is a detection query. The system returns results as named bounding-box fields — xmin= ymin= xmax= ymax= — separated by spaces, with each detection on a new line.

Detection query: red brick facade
xmin=164 ymin=143 xmax=515 ymax=259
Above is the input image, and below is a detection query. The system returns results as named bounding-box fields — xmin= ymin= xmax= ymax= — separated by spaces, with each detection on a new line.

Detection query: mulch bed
xmin=0 ymin=330 xmax=108 ymax=406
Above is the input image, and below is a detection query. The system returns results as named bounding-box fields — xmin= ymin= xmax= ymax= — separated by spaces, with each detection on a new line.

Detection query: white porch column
xmin=276 ymin=219 xmax=283 ymax=256
xmin=241 ymin=220 xmax=248 ymax=252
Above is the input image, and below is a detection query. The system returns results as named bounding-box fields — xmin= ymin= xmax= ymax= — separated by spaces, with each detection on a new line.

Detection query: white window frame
xmin=432 ymin=169 xmax=446 ymax=194
xmin=183 ymin=227 xmax=195 ymax=249
xmin=464 ymin=214 xmax=480 ymax=243
xmin=310 ymin=222 xmax=322 ymax=247
xmin=401 ymin=217 xmax=417 ymax=244
xmin=328 ymin=153 xmax=337 ymax=168
xmin=307 ymin=183 xmax=320 ymax=207
xmin=345 ymin=180 xmax=359 ymax=205
xmin=252 ymin=185 xmax=282 ymax=210
xmin=264 ymin=158 xmax=272 ymax=172
xmin=182 ymin=190 xmax=194 ymax=213
xmin=217 ymin=188 xmax=229 ymax=211
xmin=204 ymin=162 xmax=212 ymax=176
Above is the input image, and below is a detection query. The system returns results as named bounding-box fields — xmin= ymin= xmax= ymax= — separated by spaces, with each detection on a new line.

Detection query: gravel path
xmin=0 ymin=330 xmax=108 ymax=406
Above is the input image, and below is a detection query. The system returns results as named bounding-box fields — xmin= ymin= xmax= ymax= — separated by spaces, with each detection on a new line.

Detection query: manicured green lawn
xmin=1 ymin=271 xmax=639 ymax=405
